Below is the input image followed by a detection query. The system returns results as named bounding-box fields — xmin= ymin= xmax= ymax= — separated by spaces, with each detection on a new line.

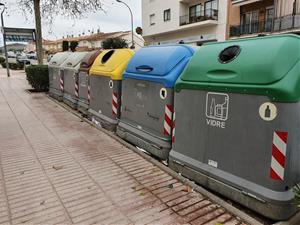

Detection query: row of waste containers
xmin=48 ymin=34 xmax=300 ymax=221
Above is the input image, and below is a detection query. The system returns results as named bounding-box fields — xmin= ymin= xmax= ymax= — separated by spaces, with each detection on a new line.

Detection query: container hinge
xmin=173 ymin=160 xmax=185 ymax=167
xmin=241 ymin=191 xmax=266 ymax=203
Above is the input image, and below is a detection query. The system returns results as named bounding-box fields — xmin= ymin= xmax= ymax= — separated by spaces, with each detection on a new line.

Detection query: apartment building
xmin=142 ymin=0 xmax=229 ymax=46
xmin=229 ymin=0 xmax=300 ymax=38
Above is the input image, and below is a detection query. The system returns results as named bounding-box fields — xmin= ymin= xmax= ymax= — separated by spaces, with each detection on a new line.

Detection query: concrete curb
xmin=47 ymin=95 xmax=286 ymax=225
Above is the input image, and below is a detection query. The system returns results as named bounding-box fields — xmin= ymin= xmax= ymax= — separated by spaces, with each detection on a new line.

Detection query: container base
xmin=49 ymin=88 xmax=63 ymax=102
xmin=77 ymin=99 xmax=90 ymax=117
xmin=63 ymin=94 xmax=78 ymax=110
xmin=168 ymin=154 xmax=298 ymax=221
xmin=116 ymin=121 xmax=171 ymax=160
xmin=88 ymin=109 xmax=117 ymax=132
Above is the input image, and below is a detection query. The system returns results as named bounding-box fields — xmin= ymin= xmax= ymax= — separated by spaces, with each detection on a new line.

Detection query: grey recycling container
xmin=77 ymin=50 xmax=102 ymax=116
xmin=61 ymin=51 xmax=88 ymax=109
xmin=169 ymin=34 xmax=300 ymax=220
xmin=49 ymin=52 xmax=71 ymax=101
xmin=116 ymin=45 xmax=194 ymax=160
xmin=88 ymin=49 xmax=134 ymax=131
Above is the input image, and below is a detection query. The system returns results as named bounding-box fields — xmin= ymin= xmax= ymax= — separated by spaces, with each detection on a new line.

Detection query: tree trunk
xmin=33 ymin=0 xmax=43 ymax=65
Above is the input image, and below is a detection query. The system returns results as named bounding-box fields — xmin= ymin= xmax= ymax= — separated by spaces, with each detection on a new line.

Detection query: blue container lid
xmin=123 ymin=45 xmax=195 ymax=88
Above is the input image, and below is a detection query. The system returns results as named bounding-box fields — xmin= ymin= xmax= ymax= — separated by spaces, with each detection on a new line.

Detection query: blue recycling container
xmin=116 ymin=45 xmax=195 ymax=160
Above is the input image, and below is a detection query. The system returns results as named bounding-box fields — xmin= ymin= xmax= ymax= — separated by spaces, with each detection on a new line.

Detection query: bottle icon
xmin=265 ymin=105 xmax=271 ymax=118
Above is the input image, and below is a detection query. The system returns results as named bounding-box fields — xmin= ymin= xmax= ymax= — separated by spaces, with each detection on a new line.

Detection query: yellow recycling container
xmin=88 ymin=49 xmax=134 ymax=131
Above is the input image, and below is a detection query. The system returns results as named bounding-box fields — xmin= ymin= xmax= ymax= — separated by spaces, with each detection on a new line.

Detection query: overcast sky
xmin=2 ymin=0 xmax=141 ymax=43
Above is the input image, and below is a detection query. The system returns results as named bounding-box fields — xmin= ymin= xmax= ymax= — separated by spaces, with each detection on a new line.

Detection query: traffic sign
xmin=3 ymin=27 xmax=35 ymax=42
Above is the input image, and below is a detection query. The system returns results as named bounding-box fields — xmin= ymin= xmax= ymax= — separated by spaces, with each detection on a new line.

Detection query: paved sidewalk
xmin=0 ymin=69 xmax=247 ymax=225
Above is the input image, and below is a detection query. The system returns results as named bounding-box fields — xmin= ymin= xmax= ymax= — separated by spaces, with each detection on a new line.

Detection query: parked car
xmin=7 ymin=51 xmax=17 ymax=64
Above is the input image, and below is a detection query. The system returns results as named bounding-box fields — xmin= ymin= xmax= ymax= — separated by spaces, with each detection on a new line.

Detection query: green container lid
xmin=176 ymin=34 xmax=300 ymax=102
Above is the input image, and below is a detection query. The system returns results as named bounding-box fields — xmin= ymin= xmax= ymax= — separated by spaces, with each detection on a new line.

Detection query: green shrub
xmin=1 ymin=62 xmax=24 ymax=70
xmin=25 ymin=65 xmax=49 ymax=92
xmin=62 ymin=41 xmax=69 ymax=51
xmin=0 ymin=57 xmax=5 ymax=64
xmin=102 ymin=37 xmax=128 ymax=49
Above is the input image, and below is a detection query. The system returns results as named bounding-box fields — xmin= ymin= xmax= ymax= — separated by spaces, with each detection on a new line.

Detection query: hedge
xmin=0 ymin=57 xmax=5 ymax=64
xmin=1 ymin=62 xmax=24 ymax=70
xmin=25 ymin=65 xmax=49 ymax=92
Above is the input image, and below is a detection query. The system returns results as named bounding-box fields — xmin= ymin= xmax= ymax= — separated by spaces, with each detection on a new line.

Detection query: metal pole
xmin=1 ymin=5 xmax=10 ymax=77
xmin=117 ymin=0 xmax=135 ymax=49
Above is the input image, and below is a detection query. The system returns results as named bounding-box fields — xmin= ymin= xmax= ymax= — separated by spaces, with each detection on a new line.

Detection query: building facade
xmin=142 ymin=0 xmax=230 ymax=46
xmin=229 ymin=0 xmax=300 ymax=38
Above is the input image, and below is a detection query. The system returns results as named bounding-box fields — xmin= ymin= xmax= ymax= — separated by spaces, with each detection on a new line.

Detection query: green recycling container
xmin=169 ymin=34 xmax=300 ymax=220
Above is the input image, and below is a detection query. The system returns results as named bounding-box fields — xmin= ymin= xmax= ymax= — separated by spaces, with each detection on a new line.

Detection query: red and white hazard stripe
xmin=87 ymin=85 xmax=91 ymax=104
xmin=172 ymin=112 xmax=176 ymax=143
xmin=164 ymin=105 xmax=173 ymax=136
xmin=112 ymin=92 xmax=118 ymax=116
xmin=270 ymin=131 xmax=288 ymax=181
xmin=60 ymin=76 xmax=64 ymax=92
xmin=75 ymin=81 xmax=79 ymax=98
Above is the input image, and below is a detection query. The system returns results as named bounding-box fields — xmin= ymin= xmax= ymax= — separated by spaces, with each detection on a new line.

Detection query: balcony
xmin=230 ymin=13 xmax=300 ymax=37
xmin=180 ymin=9 xmax=218 ymax=26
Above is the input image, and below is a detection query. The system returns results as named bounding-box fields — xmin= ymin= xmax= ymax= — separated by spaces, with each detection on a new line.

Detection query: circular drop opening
xmin=218 ymin=45 xmax=241 ymax=64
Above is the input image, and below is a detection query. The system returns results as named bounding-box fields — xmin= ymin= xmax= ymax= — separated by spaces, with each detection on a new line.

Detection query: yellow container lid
xmin=89 ymin=49 xmax=135 ymax=80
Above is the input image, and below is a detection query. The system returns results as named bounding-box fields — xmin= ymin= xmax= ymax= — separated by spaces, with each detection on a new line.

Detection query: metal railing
xmin=179 ymin=9 xmax=218 ymax=26
xmin=230 ymin=13 xmax=300 ymax=37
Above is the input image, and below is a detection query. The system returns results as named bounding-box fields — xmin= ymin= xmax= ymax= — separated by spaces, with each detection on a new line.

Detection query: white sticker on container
xmin=208 ymin=159 xmax=218 ymax=168
xmin=109 ymin=80 xmax=113 ymax=89
xmin=259 ymin=102 xmax=277 ymax=121
xmin=160 ymin=88 xmax=167 ymax=100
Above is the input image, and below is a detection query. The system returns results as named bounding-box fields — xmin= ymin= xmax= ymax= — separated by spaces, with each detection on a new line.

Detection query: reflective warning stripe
xmin=75 ymin=81 xmax=79 ymax=98
xmin=164 ymin=105 xmax=173 ymax=136
xmin=112 ymin=92 xmax=118 ymax=116
xmin=60 ymin=77 xmax=64 ymax=92
xmin=87 ymin=85 xmax=91 ymax=104
xmin=270 ymin=131 xmax=288 ymax=181
xmin=172 ymin=112 xmax=176 ymax=143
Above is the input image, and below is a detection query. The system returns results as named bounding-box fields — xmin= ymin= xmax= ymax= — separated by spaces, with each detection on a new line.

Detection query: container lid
xmin=60 ymin=52 xmax=89 ymax=69
xmin=89 ymin=49 xmax=135 ymax=80
xmin=176 ymin=34 xmax=300 ymax=102
xmin=123 ymin=45 xmax=195 ymax=87
xmin=80 ymin=50 xmax=102 ymax=70
xmin=49 ymin=52 xmax=71 ymax=66
xmin=180 ymin=34 xmax=299 ymax=85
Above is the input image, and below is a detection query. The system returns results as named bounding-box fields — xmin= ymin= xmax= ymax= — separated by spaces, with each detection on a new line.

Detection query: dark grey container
xmin=61 ymin=52 xmax=88 ymax=109
xmin=49 ymin=52 xmax=71 ymax=101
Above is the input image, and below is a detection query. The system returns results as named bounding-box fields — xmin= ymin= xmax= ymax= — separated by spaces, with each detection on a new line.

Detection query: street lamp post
xmin=0 ymin=3 xmax=10 ymax=77
xmin=116 ymin=0 xmax=135 ymax=49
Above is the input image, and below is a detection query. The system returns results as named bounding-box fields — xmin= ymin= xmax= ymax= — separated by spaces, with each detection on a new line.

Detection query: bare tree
xmin=17 ymin=0 xmax=104 ymax=65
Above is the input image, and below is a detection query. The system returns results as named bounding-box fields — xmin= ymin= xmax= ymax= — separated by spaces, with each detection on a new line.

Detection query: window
xmin=241 ymin=10 xmax=259 ymax=34
xmin=150 ymin=14 xmax=156 ymax=26
xmin=164 ymin=9 xmax=171 ymax=21
xmin=189 ymin=4 xmax=203 ymax=23
xmin=204 ymin=0 xmax=218 ymax=19
xmin=265 ymin=7 xmax=274 ymax=32
xmin=189 ymin=4 xmax=202 ymax=18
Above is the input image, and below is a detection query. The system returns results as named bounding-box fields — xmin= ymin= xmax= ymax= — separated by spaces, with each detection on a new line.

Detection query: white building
xmin=142 ymin=0 xmax=229 ymax=46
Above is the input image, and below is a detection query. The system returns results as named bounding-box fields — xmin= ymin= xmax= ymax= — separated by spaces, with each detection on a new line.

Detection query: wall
xmin=142 ymin=0 xmax=180 ymax=37
xmin=142 ymin=0 xmax=229 ymax=44
xmin=228 ymin=3 xmax=241 ymax=26
xmin=276 ymin=0 xmax=300 ymax=17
